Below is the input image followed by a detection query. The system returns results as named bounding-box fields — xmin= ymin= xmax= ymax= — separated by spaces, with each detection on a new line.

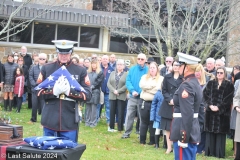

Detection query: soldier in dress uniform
xmin=170 ymin=52 xmax=202 ymax=160
xmin=37 ymin=40 xmax=92 ymax=142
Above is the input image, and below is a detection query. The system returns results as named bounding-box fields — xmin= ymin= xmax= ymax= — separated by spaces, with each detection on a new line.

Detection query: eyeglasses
xmin=137 ymin=58 xmax=145 ymax=61
xmin=166 ymin=61 xmax=172 ymax=63
xmin=217 ymin=72 xmax=224 ymax=75
xmin=39 ymin=58 xmax=46 ymax=60
xmin=14 ymin=55 xmax=19 ymax=56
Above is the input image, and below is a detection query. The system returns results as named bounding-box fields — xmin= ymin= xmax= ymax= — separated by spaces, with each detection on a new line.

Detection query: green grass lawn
xmin=0 ymin=104 xmax=235 ymax=160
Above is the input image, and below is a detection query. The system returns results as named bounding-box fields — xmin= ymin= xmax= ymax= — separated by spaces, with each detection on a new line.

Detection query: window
xmin=57 ymin=25 xmax=78 ymax=45
xmin=9 ymin=20 xmax=32 ymax=43
xmin=33 ymin=23 xmax=55 ymax=45
xmin=80 ymin=27 xmax=100 ymax=48
xmin=0 ymin=19 xmax=8 ymax=41
xmin=109 ymin=35 xmax=128 ymax=53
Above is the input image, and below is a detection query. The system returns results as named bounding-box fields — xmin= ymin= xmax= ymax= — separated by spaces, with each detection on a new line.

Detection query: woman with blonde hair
xmin=85 ymin=59 xmax=104 ymax=127
xmin=139 ymin=61 xmax=164 ymax=145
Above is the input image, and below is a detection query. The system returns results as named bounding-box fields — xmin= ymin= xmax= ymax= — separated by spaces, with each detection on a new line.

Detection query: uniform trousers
xmin=43 ymin=127 xmax=77 ymax=143
xmin=85 ymin=103 xmax=98 ymax=127
xmin=122 ymin=97 xmax=142 ymax=137
xmin=139 ymin=101 xmax=155 ymax=144
xmin=173 ymin=142 xmax=197 ymax=160
xmin=109 ymin=99 xmax=126 ymax=131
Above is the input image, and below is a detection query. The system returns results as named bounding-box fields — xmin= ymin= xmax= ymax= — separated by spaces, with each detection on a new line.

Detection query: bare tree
xmin=0 ymin=0 xmax=73 ymax=41
xmin=106 ymin=0 xmax=240 ymax=63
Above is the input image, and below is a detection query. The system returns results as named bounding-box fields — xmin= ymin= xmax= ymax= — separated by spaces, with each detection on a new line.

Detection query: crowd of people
xmin=1 ymin=42 xmax=240 ymax=159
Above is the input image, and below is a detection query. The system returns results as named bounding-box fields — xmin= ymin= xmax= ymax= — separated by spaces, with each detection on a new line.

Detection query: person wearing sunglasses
xmin=170 ymin=52 xmax=202 ymax=160
xmin=160 ymin=56 xmax=174 ymax=77
xmin=121 ymin=53 xmax=148 ymax=139
xmin=203 ymin=66 xmax=234 ymax=158
xmin=28 ymin=53 xmax=48 ymax=123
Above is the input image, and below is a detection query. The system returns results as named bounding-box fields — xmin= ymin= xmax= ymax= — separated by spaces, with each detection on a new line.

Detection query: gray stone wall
xmin=226 ymin=0 xmax=240 ymax=67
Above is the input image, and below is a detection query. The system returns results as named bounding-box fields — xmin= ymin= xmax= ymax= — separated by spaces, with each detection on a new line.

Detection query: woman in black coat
xmin=203 ymin=66 xmax=234 ymax=158
xmin=158 ymin=61 xmax=183 ymax=153
xmin=3 ymin=54 xmax=18 ymax=111
xmin=85 ymin=59 xmax=104 ymax=128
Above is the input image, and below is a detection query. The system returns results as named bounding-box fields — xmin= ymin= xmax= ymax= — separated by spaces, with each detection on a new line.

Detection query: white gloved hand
xmin=178 ymin=140 xmax=188 ymax=148
xmin=53 ymin=76 xmax=70 ymax=96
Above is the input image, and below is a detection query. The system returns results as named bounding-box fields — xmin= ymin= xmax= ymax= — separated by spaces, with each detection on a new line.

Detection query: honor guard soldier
xmin=170 ymin=52 xmax=202 ymax=160
xmin=37 ymin=40 xmax=92 ymax=142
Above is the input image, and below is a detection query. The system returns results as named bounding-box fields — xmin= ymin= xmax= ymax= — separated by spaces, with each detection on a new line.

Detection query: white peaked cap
xmin=52 ymin=40 xmax=78 ymax=54
xmin=177 ymin=52 xmax=201 ymax=64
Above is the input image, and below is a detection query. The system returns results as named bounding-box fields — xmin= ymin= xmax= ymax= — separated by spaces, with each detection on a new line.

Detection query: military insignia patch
xmin=62 ymin=41 xmax=66 ymax=45
xmin=37 ymin=72 xmax=43 ymax=84
xmin=84 ymin=75 xmax=91 ymax=86
xmin=182 ymin=89 xmax=189 ymax=98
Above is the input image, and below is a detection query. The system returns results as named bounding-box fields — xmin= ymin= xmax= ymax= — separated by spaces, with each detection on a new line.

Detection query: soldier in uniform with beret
xmin=170 ymin=52 xmax=202 ymax=160
xmin=38 ymin=40 xmax=92 ymax=142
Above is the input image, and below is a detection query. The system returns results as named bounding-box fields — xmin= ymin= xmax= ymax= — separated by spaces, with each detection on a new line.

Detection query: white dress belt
xmin=173 ymin=113 xmax=198 ymax=118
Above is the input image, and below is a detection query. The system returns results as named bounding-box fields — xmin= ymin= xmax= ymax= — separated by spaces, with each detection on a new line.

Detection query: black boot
xmin=9 ymin=100 xmax=13 ymax=112
xmin=140 ymin=135 xmax=146 ymax=144
xmin=163 ymin=135 xmax=167 ymax=149
xmin=154 ymin=135 xmax=160 ymax=148
xmin=148 ymin=136 xmax=155 ymax=145
xmin=3 ymin=99 xmax=8 ymax=111
xmin=16 ymin=97 xmax=22 ymax=113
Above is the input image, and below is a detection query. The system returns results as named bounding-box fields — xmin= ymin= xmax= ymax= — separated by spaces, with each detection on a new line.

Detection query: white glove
xmin=53 ymin=76 xmax=70 ymax=97
xmin=178 ymin=140 xmax=188 ymax=148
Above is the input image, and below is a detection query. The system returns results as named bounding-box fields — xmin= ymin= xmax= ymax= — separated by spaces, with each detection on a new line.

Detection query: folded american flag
xmin=34 ymin=66 xmax=86 ymax=93
xmin=23 ymin=136 xmax=78 ymax=150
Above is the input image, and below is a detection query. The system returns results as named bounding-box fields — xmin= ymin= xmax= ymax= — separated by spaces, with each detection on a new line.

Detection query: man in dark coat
xmin=29 ymin=53 xmax=47 ymax=123
xmin=160 ymin=56 xmax=174 ymax=76
xmin=20 ymin=46 xmax=32 ymax=104
xmin=20 ymin=46 xmax=32 ymax=70
xmin=37 ymin=40 xmax=92 ymax=142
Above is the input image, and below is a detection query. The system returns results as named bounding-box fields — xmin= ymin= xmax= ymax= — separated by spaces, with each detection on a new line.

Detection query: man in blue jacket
xmin=122 ymin=53 xmax=148 ymax=138
xmin=100 ymin=55 xmax=114 ymax=126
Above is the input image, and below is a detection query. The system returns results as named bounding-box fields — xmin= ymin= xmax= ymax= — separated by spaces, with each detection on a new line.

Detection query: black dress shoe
xmin=147 ymin=142 xmax=155 ymax=145
xmin=121 ymin=135 xmax=130 ymax=139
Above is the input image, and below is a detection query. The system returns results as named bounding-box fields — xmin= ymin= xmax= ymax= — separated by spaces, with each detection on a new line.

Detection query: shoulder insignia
xmin=84 ymin=75 xmax=91 ymax=86
xmin=182 ymin=89 xmax=189 ymax=98
xmin=37 ymin=72 xmax=43 ymax=84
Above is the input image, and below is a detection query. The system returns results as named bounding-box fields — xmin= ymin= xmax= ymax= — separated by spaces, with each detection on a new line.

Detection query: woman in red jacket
xmin=14 ymin=67 xmax=24 ymax=113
